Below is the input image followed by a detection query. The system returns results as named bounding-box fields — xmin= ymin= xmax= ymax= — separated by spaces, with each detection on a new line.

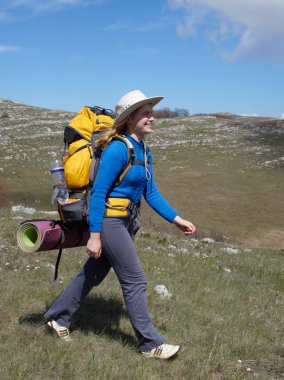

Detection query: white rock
xmin=46 ymin=263 xmax=55 ymax=271
xmin=154 ymin=285 xmax=172 ymax=299
xmin=224 ymin=268 xmax=232 ymax=273
xmin=12 ymin=205 xmax=36 ymax=214
xmin=193 ymin=252 xmax=200 ymax=257
xmin=202 ymin=238 xmax=215 ymax=244
xmin=223 ymin=247 xmax=239 ymax=254
xmin=168 ymin=253 xmax=176 ymax=258
xmin=178 ymin=247 xmax=188 ymax=253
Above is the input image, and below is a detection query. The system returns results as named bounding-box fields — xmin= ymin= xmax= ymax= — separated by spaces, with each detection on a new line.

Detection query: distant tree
xmin=174 ymin=108 xmax=190 ymax=118
xmin=153 ymin=107 xmax=190 ymax=119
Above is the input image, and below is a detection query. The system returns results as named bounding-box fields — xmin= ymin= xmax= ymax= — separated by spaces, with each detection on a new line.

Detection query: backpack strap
xmin=52 ymin=222 xmax=86 ymax=281
xmin=67 ymin=143 xmax=92 ymax=159
xmin=54 ymin=248 xmax=63 ymax=281
xmin=81 ymin=131 xmax=106 ymax=224
xmin=111 ymin=136 xmax=136 ymax=186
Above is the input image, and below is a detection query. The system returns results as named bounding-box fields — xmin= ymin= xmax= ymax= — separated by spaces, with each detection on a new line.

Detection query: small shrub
xmin=153 ymin=107 xmax=189 ymax=119
xmin=0 ymin=112 xmax=9 ymax=119
xmin=157 ymin=236 xmax=167 ymax=245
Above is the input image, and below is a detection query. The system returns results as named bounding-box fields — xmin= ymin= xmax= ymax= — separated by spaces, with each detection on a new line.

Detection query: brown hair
xmin=96 ymin=105 xmax=145 ymax=148
xmin=95 ymin=118 xmax=129 ymax=148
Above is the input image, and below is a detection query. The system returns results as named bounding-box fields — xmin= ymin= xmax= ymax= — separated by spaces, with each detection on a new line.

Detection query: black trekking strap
xmin=52 ymin=222 xmax=86 ymax=281
xmin=54 ymin=248 xmax=63 ymax=281
xmin=48 ymin=220 xmax=67 ymax=281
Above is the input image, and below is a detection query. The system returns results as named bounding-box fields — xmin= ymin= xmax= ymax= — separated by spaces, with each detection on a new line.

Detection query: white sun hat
xmin=114 ymin=90 xmax=163 ymax=126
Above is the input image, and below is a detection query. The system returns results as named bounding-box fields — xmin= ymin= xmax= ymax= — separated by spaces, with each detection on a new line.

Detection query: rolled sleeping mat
xmin=17 ymin=220 xmax=90 ymax=253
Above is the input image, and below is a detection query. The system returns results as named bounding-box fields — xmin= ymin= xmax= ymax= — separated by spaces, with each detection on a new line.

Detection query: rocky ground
xmin=1 ymin=99 xmax=284 ymax=248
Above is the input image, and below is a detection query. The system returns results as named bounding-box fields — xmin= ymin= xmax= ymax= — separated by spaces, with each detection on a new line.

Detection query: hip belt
xmin=105 ymin=197 xmax=140 ymax=218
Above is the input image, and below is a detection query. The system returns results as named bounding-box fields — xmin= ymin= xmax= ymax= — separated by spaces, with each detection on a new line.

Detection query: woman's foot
xmin=141 ymin=343 xmax=181 ymax=359
xmin=46 ymin=320 xmax=72 ymax=342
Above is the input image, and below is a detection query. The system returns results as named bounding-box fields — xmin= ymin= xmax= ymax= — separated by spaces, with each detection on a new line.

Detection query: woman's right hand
xmin=86 ymin=232 xmax=102 ymax=259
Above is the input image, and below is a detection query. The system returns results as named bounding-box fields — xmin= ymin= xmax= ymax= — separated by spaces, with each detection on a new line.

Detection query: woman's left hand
xmin=173 ymin=216 xmax=196 ymax=235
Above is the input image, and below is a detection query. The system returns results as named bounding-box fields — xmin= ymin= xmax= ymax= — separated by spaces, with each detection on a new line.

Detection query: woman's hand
xmin=86 ymin=232 xmax=102 ymax=259
xmin=173 ymin=216 xmax=196 ymax=235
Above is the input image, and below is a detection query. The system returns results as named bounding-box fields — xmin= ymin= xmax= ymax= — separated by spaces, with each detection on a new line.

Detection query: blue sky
xmin=1 ymin=0 xmax=284 ymax=117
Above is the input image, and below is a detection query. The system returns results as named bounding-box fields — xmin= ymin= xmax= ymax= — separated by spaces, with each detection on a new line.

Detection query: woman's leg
xmin=44 ymin=254 xmax=111 ymax=328
xmin=101 ymin=217 xmax=164 ymax=352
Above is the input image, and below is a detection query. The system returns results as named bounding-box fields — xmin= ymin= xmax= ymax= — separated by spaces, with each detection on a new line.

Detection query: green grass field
xmin=0 ymin=100 xmax=283 ymax=379
xmin=0 ymin=215 xmax=283 ymax=379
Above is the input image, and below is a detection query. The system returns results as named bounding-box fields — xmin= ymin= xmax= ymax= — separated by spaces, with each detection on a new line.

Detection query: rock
xmin=224 ymin=268 xmax=232 ymax=273
xmin=201 ymin=238 xmax=215 ymax=244
xmin=223 ymin=247 xmax=239 ymax=254
xmin=154 ymin=285 xmax=172 ymax=299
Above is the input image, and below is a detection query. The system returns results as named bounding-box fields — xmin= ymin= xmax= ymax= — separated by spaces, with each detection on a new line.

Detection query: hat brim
xmin=114 ymin=96 xmax=163 ymax=126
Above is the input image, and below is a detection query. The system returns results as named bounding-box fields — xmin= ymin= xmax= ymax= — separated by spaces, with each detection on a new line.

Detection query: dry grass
xmin=0 ymin=214 xmax=283 ymax=379
xmin=0 ymin=100 xmax=284 ymax=379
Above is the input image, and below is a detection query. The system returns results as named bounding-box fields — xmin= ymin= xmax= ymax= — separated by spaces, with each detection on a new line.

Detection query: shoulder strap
xmin=89 ymin=131 xmax=105 ymax=186
xmin=111 ymin=136 xmax=136 ymax=186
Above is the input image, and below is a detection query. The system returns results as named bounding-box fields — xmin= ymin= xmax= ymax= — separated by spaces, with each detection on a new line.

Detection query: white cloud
xmin=101 ymin=20 xmax=131 ymax=32
xmin=168 ymin=0 xmax=284 ymax=61
xmin=0 ymin=0 xmax=103 ymax=15
xmin=0 ymin=45 xmax=20 ymax=53
xmin=137 ymin=22 xmax=164 ymax=33
xmin=280 ymin=113 xmax=284 ymax=119
xmin=32 ymin=0 xmax=90 ymax=13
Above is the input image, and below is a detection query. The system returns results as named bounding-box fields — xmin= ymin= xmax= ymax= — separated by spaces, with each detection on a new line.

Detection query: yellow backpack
xmin=57 ymin=106 xmax=135 ymax=225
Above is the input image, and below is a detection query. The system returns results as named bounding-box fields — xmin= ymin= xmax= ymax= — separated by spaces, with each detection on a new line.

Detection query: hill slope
xmin=1 ymin=99 xmax=284 ymax=248
xmin=0 ymin=100 xmax=283 ymax=380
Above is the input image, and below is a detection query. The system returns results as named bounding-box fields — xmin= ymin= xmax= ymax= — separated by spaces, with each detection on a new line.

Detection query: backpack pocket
xmin=105 ymin=197 xmax=131 ymax=218
xmin=58 ymin=199 xmax=86 ymax=224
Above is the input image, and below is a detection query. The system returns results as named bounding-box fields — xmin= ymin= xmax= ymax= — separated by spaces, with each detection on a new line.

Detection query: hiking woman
xmin=44 ymin=90 xmax=196 ymax=359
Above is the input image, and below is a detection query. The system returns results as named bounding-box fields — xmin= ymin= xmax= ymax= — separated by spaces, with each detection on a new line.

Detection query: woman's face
xmin=127 ymin=104 xmax=155 ymax=138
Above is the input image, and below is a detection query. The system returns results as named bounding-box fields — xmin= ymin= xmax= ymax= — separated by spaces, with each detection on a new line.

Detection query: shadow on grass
xmin=19 ymin=294 xmax=136 ymax=347
xmin=72 ymin=294 xmax=136 ymax=346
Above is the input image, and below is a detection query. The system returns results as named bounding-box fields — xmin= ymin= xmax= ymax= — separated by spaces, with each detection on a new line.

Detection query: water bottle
xmin=50 ymin=159 xmax=69 ymax=205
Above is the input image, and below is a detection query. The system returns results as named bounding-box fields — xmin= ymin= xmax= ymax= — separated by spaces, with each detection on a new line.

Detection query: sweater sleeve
xmin=88 ymin=141 xmax=128 ymax=232
xmin=143 ymin=151 xmax=178 ymax=223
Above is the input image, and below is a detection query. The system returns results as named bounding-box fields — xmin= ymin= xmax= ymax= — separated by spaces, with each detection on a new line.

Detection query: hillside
xmin=0 ymin=99 xmax=283 ymax=379
xmin=1 ymin=99 xmax=284 ymax=248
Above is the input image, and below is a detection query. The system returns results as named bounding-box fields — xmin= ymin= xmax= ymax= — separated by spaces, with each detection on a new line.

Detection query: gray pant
xmin=44 ymin=212 xmax=164 ymax=352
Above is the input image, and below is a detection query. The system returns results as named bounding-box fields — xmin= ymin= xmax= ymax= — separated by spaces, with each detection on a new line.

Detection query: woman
xmin=44 ymin=90 xmax=196 ymax=359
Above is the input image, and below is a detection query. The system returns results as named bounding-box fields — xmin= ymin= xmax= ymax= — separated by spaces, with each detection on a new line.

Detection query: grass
xmin=1 ymin=100 xmax=284 ymax=247
xmin=146 ymin=117 xmax=284 ymax=248
xmin=0 ymin=100 xmax=284 ymax=379
xmin=0 ymin=211 xmax=283 ymax=379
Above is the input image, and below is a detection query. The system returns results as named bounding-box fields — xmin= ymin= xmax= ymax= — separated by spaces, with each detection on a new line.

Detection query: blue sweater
xmin=89 ymin=135 xmax=178 ymax=232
